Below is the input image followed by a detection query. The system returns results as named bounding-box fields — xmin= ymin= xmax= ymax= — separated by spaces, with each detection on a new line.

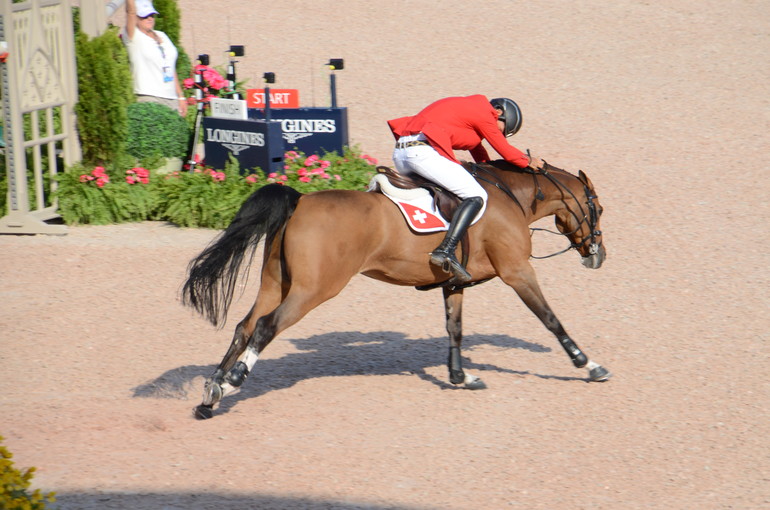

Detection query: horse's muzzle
xmin=581 ymin=243 xmax=606 ymax=269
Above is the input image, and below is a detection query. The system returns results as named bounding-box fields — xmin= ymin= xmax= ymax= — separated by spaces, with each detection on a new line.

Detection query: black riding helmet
xmin=490 ymin=97 xmax=522 ymax=137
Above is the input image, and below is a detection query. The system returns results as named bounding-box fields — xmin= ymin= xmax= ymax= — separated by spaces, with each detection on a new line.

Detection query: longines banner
xmin=202 ymin=117 xmax=285 ymax=174
xmin=248 ymin=107 xmax=349 ymax=156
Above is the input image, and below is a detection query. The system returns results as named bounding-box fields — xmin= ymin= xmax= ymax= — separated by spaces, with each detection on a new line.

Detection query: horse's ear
xmin=578 ymin=169 xmax=593 ymax=188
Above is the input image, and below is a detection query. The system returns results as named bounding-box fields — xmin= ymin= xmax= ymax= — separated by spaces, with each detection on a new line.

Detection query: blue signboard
xmin=202 ymin=117 xmax=284 ymax=174
xmin=248 ymin=107 xmax=349 ymax=156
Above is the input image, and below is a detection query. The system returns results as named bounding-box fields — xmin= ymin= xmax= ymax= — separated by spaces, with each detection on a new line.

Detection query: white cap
xmin=136 ymin=0 xmax=159 ymax=18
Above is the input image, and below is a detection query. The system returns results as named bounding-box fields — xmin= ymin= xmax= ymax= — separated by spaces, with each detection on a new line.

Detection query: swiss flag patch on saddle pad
xmin=368 ymin=173 xmax=449 ymax=233
xmin=368 ymin=173 xmax=485 ymax=233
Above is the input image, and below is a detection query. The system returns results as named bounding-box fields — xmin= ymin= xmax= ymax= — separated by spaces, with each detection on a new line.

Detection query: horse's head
xmin=552 ymin=169 xmax=606 ymax=269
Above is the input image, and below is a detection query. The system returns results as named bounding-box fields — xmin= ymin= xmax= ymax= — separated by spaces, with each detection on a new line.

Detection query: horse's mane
xmin=464 ymin=159 xmax=574 ymax=178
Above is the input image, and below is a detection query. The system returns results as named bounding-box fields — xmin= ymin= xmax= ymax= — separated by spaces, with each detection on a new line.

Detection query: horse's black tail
xmin=182 ymin=183 xmax=302 ymax=328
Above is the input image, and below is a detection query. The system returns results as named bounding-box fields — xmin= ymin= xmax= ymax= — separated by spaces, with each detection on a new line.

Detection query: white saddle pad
xmin=368 ymin=174 xmax=486 ymax=233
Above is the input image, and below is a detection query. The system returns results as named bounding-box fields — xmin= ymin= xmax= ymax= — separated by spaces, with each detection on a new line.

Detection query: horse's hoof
xmin=588 ymin=365 xmax=612 ymax=382
xmin=464 ymin=374 xmax=486 ymax=390
xmin=193 ymin=404 xmax=214 ymax=420
xmin=201 ymin=380 xmax=223 ymax=406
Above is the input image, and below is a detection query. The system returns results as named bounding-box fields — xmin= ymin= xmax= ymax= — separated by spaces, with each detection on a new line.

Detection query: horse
xmin=182 ymin=160 xmax=610 ymax=419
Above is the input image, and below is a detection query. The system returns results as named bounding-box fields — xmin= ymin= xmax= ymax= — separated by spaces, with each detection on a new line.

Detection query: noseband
xmin=528 ymin=167 xmax=602 ymax=259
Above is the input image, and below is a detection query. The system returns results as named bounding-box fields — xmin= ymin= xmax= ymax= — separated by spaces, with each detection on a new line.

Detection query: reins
xmin=470 ymin=162 xmax=601 ymax=260
xmin=469 ymin=163 xmax=527 ymax=216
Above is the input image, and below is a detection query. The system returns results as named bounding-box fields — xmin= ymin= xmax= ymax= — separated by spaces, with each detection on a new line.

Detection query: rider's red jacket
xmin=387 ymin=94 xmax=530 ymax=167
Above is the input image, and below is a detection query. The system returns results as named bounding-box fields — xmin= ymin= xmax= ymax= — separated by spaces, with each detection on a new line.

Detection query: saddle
xmin=373 ymin=165 xmax=462 ymax=222
xmin=371 ymin=166 xmax=482 ymax=291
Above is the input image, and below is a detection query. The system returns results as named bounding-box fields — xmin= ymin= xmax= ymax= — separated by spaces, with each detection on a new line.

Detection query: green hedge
xmin=74 ymin=26 xmax=134 ymax=165
xmin=126 ymin=102 xmax=190 ymax=160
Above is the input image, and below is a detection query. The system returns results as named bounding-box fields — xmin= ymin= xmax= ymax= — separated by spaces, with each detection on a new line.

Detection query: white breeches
xmin=392 ymin=134 xmax=488 ymax=204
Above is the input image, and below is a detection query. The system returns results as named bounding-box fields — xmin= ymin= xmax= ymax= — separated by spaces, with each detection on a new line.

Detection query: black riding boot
xmin=429 ymin=196 xmax=484 ymax=282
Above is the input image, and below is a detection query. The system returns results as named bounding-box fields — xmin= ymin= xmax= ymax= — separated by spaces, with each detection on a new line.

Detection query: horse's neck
xmin=507 ymin=170 xmax=578 ymax=224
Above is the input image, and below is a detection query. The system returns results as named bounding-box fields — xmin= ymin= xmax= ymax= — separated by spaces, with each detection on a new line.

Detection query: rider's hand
xmin=527 ymin=154 xmax=545 ymax=171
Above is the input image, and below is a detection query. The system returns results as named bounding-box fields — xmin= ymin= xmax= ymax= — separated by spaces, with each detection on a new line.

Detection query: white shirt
xmin=123 ymin=28 xmax=178 ymax=99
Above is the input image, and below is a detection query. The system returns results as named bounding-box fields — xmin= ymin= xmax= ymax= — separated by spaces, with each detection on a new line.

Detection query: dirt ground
xmin=1 ymin=1 xmax=769 ymax=509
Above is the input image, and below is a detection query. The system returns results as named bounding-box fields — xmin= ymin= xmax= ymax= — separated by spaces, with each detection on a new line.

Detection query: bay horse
xmin=182 ymin=160 xmax=610 ymax=419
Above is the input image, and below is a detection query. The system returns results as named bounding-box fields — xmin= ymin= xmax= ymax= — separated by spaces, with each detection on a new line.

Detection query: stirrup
xmin=430 ymin=250 xmax=472 ymax=282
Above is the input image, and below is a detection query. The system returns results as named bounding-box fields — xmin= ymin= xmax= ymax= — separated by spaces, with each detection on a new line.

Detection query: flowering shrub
xmin=57 ymin=163 xmax=160 ymax=225
xmin=79 ymin=166 xmax=110 ymax=188
xmin=183 ymin=65 xmax=239 ymax=104
xmin=275 ymin=148 xmax=377 ymax=193
xmin=0 ymin=436 xmax=55 ymax=509
xmin=125 ymin=167 xmax=150 ymax=185
xmin=51 ymin=146 xmax=379 ymax=228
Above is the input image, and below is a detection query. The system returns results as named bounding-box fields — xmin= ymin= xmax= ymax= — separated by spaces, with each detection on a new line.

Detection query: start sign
xmin=246 ymin=89 xmax=300 ymax=109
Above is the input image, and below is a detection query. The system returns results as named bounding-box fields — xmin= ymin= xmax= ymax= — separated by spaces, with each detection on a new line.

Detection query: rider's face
xmin=495 ymin=108 xmax=505 ymax=133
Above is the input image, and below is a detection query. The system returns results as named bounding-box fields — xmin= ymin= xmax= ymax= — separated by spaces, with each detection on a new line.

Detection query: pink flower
xmin=304 ymin=155 xmax=319 ymax=167
xmin=299 ymin=176 xmax=311 ymax=183
xmin=334 ymin=174 xmax=342 ymax=181
xmin=245 ymin=175 xmax=258 ymax=183
xmin=268 ymin=172 xmax=279 ymax=179
xmin=297 ymin=168 xmax=308 ymax=177
xmin=320 ymin=173 xmax=330 ymax=179
xmin=319 ymin=160 xmax=331 ymax=169
xmin=126 ymin=176 xmax=137 ymax=184
xmin=279 ymin=174 xmax=288 ymax=181
xmin=95 ymin=177 xmax=108 ymax=188
xmin=92 ymin=166 xmax=106 ymax=177
xmin=183 ymin=78 xmax=194 ymax=88
xmin=79 ymin=174 xmax=91 ymax=183
xmin=285 ymin=151 xmax=299 ymax=161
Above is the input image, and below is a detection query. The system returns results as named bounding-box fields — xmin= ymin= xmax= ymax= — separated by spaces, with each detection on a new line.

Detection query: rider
xmin=388 ymin=94 xmax=545 ymax=282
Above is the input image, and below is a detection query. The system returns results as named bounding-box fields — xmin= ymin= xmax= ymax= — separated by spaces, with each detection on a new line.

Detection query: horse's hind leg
xmin=195 ymin=309 xmax=263 ymax=419
xmin=195 ymin=252 xmax=286 ymax=419
xmin=443 ymin=287 xmax=485 ymax=389
xmin=196 ymin=273 xmax=356 ymax=419
xmin=500 ymin=262 xmax=611 ymax=382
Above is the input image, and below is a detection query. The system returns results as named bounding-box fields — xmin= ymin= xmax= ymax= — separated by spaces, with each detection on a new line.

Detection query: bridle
xmin=471 ymin=162 xmax=602 ymax=260
xmin=528 ymin=166 xmax=602 ymax=259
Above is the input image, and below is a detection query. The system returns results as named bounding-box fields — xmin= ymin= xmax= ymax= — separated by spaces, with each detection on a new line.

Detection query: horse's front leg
xmin=501 ymin=264 xmax=611 ymax=382
xmin=443 ymin=287 xmax=486 ymax=389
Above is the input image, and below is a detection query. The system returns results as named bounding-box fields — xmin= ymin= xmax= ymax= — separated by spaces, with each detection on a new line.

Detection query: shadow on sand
xmin=53 ymin=490 xmax=434 ymax=510
xmin=132 ymin=331 xmax=587 ymax=415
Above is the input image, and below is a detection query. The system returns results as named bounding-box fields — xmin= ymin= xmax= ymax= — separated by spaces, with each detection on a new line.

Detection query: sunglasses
xmin=139 ymin=14 xmax=156 ymax=19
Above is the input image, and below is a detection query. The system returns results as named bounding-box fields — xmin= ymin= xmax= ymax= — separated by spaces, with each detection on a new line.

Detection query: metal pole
xmin=330 ymin=72 xmax=337 ymax=108
xmin=264 ymin=86 xmax=271 ymax=121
